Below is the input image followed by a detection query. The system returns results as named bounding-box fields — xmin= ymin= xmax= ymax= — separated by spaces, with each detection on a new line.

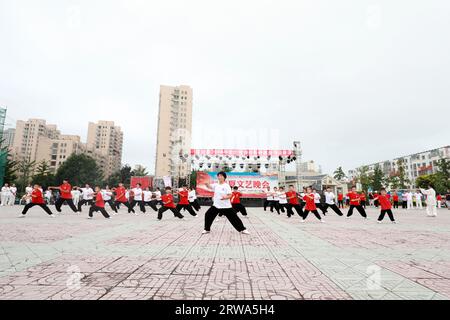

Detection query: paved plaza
xmin=0 ymin=204 xmax=449 ymax=300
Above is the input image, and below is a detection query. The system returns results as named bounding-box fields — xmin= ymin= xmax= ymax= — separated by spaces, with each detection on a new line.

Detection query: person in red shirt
xmin=20 ymin=185 xmax=55 ymax=217
xmin=374 ymin=188 xmax=396 ymax=223
xmin=88 ymin=186 xmax=111 ymax=219
xmin=360 ymin=192 xmax=367 ymax=209
xmin=301 ymin=187 xmax=323 ymax=223
xmin=392 ymin=192 xmax=399 ymax=209
xmin=286 ymin=185 xmax=304 ymax=218
xmin=346 ymin=186 xmax=368 ymax=219
xmin=231 ymin=186 xmax=247 ymax=216
xmin=158 ymin=187 xmax=184 ymax=220
xmin=49 ymin=179 xmax=78 ymax=213
xmin=112 ymin=183 xmax=135 ymax=213
xmin=176 ymin=185 xmax=197 ymax=217
xmin=437 ymin=194 xmax=442 ymax=208
xmin=337 ymin=192 xmax=344 ymax=208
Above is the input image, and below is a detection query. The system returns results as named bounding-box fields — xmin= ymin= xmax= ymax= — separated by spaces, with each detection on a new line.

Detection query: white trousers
xmin=407 ymin=200 xmax=414 ymax=210
xmin=0 ymin=195 xmax=8 ymax=205
xmin=416 ymin=200 xmax=423 ymax=209
xmin=426 ymin=205 xmax=437 ymax=217
xmin=7 ymin=195 xmax=16 ymax=206
xmin=73 ymin=196 xmax=80 ymax=207
xmin=437 ymin=201 xmax=441 ymax=208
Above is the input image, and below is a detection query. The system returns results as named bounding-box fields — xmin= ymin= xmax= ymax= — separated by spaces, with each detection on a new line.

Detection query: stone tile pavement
xmin=0 ymin=204 xmax=449 ymax=300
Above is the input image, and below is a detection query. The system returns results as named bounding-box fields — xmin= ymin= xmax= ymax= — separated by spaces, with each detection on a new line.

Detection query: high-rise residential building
xmin=86 ymin=121 xmax=124 ymax=178
xmin=350 ymin=146 xmax=450 ymax=188
xmin=1 ymin=128 xmax=15 ymax=151
xmin=11 ymin=119 xmax=116 ymax=176
xmin=155 ymin=85 xmax=193 ymax=178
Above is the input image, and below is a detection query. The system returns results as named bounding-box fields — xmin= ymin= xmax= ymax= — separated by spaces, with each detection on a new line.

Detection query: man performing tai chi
xmin=420 ymin=184 xmax=438 ymax=217
xmin=301 ymin=187 xmax=324 ymax=223
xmin=231 ymin=186 xmax=248 ymax=216
xmin=102 ymin=186 xmax=118 ymax=214
xmin=202 ymin=172 xmax=249 ymax=235
xmin=88 ymin=187 xmax=111 ymax=219
xmin=143 ymin=187 xmax=158 ymax=212
xmin=158 ymin=187 xmax=184 ymax=220
xmin=49 ymin=179 xmax=79 ymax=213
xmin=77 ymin=184 xmax=94 ymax=212
xmin=346 ymin=186 xmax=368 ymax=219
xmin=176 ymin=185 xmax=197 ymax=217
xmin=286 ymin=185 xmax=303 ymax=218
xmin=113 ymin=183 xmax=135 ymax=213
xmin=374 ymin=188 xmax=397 ymax=224
xmin=323 ymin=187 xmax=344 ymax=216
xmin=188 ymin=188 xmax=201 ymax=212
xmin=20 ymin=185 xmax=55 ymax=218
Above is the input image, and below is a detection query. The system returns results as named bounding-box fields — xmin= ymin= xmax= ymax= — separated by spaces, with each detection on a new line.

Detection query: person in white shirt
xmin=142 ymin=187 xmax=158 ymax=212
xmin=77 ymin=184 xmax=94 ymax=212
xmin=102 ymin=186 xmax=118 ymax=214
xmin=45 ymin=189 xmax=52 ymax=204
xmin=264 ymin=188 xmax=272 ymax=211
xmin=202 ymin=171 xmax=249 ymax=235
xmin=323 ymin=187 xmax=344 ymax=216
xmin=313 ymin=189 xmax=327 ymax=216
xmin=188 ymin=188 xmax=201 ymax=212
xmin=406 ymin=191 xmax=414 ymax=210
xmin=154 ymin=188 xmax=162 ymax=206
xmin=25 ymin=184 xmax=33 ymax=196
xmin=130 ymin=183 xmax=145 ymax=214
xmin=278 ymin=187 xmax=289 ymax=214
xmin=420 ymin=185 xmax=438 ymax=217
xmin=414 ymin=191 xmax=423 ymax=209
xmin=8 ymin=184 xmax=17 ymax=206
xmin=1 ymin=183 xmax=10 ymax=206
xmin=270 ymin=187 xmax=281 ymax=214
xmin=71 ymin=187 xmax=81 ymax=208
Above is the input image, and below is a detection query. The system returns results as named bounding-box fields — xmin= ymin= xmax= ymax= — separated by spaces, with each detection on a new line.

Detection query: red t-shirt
xmin=161 ymin=194 xmax=176 ymax=208
xmin=231 ymin=191 xmax=241 ymax=204
xmin=178 ymin=190 xmax=189 ymax=205
xmin=376 ymin=195 xmax=392 ymax=210
xmin=337 ymin=193 xmax=344 ymax=201
xmin=437 ymin=195 xmax=442 ymax=201
xmin=286 ymin=191 xmax=299 ymax=205
xmin=347 ymin=192 xmax=361 ymax=205
xmin=115 ymin=187 xmax=127 ymax=202
xmin=95 ymin=192 xmax=105 ymax=208
xmin=60 ymin=183 xmax=72 ymax=199
xmin=393 ymin=194 xmax=399 ymax=201
xmin=303 ymin=194 xmax=317 ymax=211
xmin=360 ymin=194 xmax=366 ymax=201
xmin=31 ymin=189 xmax=45 ymax=204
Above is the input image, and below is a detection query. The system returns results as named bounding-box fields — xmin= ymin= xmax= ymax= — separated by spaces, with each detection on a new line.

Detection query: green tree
xmin=387 ymin=175 xmax=400 ymax=190
xmin=132 ymin=165 xmax=149 ymax=177
xmin=32 ymin=160 xmax=56 ymax=188
xmin=356 ymin=166 xmax=371 ymax=193
xmin=333 ymin=166 xmax=347 ymax=181
xmin=3 ymin=156 xmax=18 ymax=184
xmin=415 ymin=175 xmax=436 ymax=189
xmin=105 ymin=164 xmax=133 ymax=186
xmin=55 ymin=154 xmax=103 ymax=187
xmin=17 ymin=158 xmax=36 ymax=192
xmin=370 ymin=165 xmax=385 ymax=192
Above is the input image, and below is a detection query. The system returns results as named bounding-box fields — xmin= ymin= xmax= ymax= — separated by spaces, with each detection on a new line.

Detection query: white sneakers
xmin=18 ymin=215 xmax=26 ymax=218
xmin=241 ymin=230 xmax=250 ymax=235
xmin=201 ymin=230 xmax=210 ymax=235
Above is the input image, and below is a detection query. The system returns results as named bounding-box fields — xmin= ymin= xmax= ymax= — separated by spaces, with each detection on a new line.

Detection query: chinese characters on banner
xmin=196 ymin=172 xmax=279 ymax=198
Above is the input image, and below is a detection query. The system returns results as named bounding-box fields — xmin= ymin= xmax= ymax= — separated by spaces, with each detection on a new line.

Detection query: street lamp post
xmin=293 ymin=141 xmax=302 ymax=191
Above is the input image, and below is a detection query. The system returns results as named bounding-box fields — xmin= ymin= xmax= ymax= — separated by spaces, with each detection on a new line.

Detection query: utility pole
xmin=293 ymin=141 xmax=302 ymax=191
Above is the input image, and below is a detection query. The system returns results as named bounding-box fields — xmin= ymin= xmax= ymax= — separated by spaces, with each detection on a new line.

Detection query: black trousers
xmin=378 ymin=209 xmax=395 ymax=222
xmin=303 ymin=210 xmax=322 ymax=221
xmin=176 ymin=204 xmax=197 ymax=216
xmin=324 ymin=203 xmax=343 ymax=216
xmin=158 ymin=206 xmax=184 ymax=220
xmin=55 ymin=198 xmax=78 ymax=213
xmin=347 ymin=205 xmax=367 ymax=218
xmin=279 ymin=203 xmax=288 ymax=213
xmin=270 ymin=201 xmax=280 ymax=214
xmin=264 ymin=200 xmax=270 ymax=211
xmin=402 ymin=201 xmax=407 ymax=209
xmin=105 ymin=199 xmax=118 ymax=213
xmin=89 ymin=205 xmax=110 ymax=218
xmin=338 ymin=200 xmax=344 ymax=208
xmin=393 ymin=201 xmax=399 ymax=209
xmin=361 ymin=200 xmax=367 ymax=209
xmin=315 ymin=203 xmax=327 ymax=215
xmin=77 ymin=199 xmax=94 ymax=212
xmin=143 ymin=201 xmax=158 ymax=212
xmin=22 ymin=203 xmax=53 ymax=216
xmin=114 ymin=200 xmax=134 ymax=212
xmin=232 ymin=203 xmax=248 ymax=216
xmin=130 ymin=200 xmax=145 ymax=213
xmin=287 ymin=204 xmax=303 ymax=217
xmin=190 ymin=199 xmax=201 ymax=211
xmin=374 ymin=200 xmax=379 ymax=208
xmin=204 ymin=206 xmax=246 ymax=232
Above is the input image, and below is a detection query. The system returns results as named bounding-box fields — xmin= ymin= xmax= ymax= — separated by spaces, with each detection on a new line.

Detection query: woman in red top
xmin=301 ymin=187 xmax=323 ymax=223
xmin=112 ymin=183 xmax=135 ymax=213
xmin=231 ymin=186 xmax=248 ymax=216
xmin=176 ymin=185 xmax=197 ymax=217
xmin=20 ymin=185 xmax=55 ymax=217
xmin=49 ymin=179 xmax=78 ymax=213
xmin=88 ymin=187 xmax=111 ymax=219
xmin=346 ymin=186 xmax=368 ymax=219
xmin=158 ymin=187 xmax=184 ymax=220
xmin=392 ymin=192 xmax=399 ymax=209
xmin=374 ymin=188 xmax=396 ymax=223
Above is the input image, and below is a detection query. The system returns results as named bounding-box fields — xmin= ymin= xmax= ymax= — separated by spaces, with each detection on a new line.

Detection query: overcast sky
xmin=1 ymin=0 xmax=449 ymax=175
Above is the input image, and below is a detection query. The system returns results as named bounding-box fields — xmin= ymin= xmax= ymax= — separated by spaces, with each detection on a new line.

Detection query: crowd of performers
xmin=1 ymin=171 xmax=448 ymax=235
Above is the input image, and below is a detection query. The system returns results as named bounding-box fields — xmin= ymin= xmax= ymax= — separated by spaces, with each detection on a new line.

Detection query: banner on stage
xmin=130 ymin=176 xmax=152 ymax=189
xmin=196 ymin=172 xmax=278 ymax=198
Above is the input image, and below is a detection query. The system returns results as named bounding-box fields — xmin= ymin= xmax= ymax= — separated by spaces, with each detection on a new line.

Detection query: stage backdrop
xmin=130 ymin=176 xmax=153 ymax=189
xmin=196 ymin=172 xmax=278 ymax=198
